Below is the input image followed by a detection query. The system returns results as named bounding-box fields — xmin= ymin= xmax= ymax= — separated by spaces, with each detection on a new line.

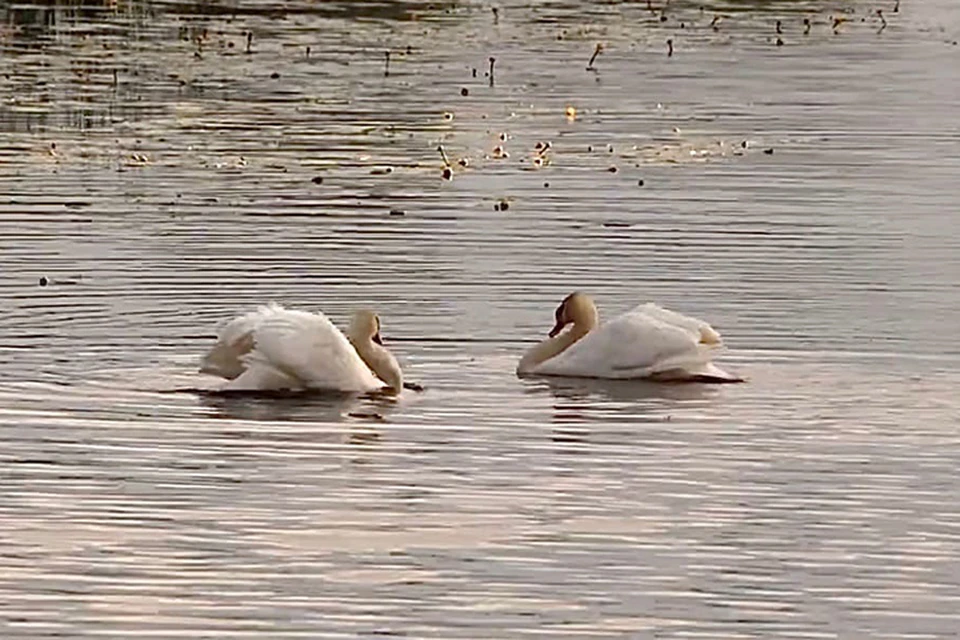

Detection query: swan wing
xmin=630 ymin=304 xmax=741 ymax=380
xmin=632 ymin=302 xmax=723 ymax=344
xmin=534 ymin=309 xmax=713 ymax=379
xmin=243 ymin=307 xmax=383 ymax=392
xmin=200 ymin=305 xmax=276 ymax=379
xmin=223 ymin=357 xmax=302 ymax=391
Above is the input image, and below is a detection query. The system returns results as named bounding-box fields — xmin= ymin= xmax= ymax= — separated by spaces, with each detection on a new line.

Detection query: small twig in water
xmin=245 ymin=31 xmax=252 ymax=54
xmin=666 ymin=38 xmax=673 ymax=57
xmin=488 ymin=56 xmax=496 ymax=86
xmin=384 ymin=50 xmax=390 ymax=77
xmin=586 ymin=43 xmax=602 ymax=70
xmin=437 ymin=144 xmax=451 ymax=167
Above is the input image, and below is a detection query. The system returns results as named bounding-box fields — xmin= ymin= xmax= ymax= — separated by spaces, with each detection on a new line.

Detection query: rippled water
xmin=2 ymin=0 xmax=960 ymax=637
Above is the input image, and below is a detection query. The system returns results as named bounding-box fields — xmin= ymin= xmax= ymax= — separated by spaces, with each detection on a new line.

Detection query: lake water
xmin=2 ymin=0 xmax=960 ymax=637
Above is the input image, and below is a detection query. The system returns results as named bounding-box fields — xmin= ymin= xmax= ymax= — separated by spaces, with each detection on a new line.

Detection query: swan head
xmin=549 ymin=291 xmax=599 ymax=337
xmin=349 ymin=309 xmax=403 ymax=393
xmin=349 ymin=309 xmax=382 ymax=345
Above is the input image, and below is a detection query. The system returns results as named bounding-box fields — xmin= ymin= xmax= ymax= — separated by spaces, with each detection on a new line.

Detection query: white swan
xmin=517 ymin=292 xmax=742 ymax=383
xmin=199 ymin=303 xmax=404 ymax=393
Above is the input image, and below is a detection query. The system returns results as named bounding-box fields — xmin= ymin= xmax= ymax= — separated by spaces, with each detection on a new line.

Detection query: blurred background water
xmin=1 ymin=0 xmax=959 ymax=637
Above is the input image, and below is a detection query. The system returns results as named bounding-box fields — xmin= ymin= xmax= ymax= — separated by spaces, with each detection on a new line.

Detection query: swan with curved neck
xmin=200 ymin=304 xmax=407 ymax=393
xmin=517 ymin=292 xmax=740 ymax=382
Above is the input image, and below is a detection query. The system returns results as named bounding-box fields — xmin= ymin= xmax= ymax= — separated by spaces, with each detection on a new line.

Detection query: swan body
xmin=200 ymin=304 xmax=403 ymax=393
xmin=517 ymin=292 xmax=741 ymax=383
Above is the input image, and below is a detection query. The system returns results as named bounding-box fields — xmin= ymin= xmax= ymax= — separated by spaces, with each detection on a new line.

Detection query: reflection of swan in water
xmin=529 ymin=375 xmax=726 ymax=443
xmin=518 ymin=292 xmax=742 ymax=383
xmin=200 ymin=304 xmax=409 ymax=394
xmin=195 ymin=385 xmax=406 ymax=428
xmin=196 ymin=391 xmax=388 ymax=451
xmin=534 ymin=374 xmax=722 ymax=405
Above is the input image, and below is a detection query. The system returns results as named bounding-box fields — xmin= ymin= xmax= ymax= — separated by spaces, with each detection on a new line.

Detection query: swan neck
xmin=518 ymin=321 xmax=594 ymax=374
xmin=573 ymin=312 xmax=598 ymax=335
xmin=353 ymin=338 xmax=403 ymax=392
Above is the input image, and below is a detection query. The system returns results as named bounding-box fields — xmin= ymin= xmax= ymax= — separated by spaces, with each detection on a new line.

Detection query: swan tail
xmin=657 ymin=362 xmax=744 ymax=383
xmin=641 ymin=344 xmax=743 ymax=383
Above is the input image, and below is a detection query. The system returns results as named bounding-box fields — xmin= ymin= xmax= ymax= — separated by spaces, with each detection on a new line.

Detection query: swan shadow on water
xmin=524 ymin=374 xmax=731 ymax=405
xmin=190 ymin=386 xmax=416 ymax=424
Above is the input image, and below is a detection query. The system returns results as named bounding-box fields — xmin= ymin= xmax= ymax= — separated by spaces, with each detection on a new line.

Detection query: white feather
xmin=200 ymin=304 xmax=385 ymax=392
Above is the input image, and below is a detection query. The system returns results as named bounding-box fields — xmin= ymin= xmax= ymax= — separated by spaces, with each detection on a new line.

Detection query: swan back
xmin=248 ymin=306 xmax=384 ymax=391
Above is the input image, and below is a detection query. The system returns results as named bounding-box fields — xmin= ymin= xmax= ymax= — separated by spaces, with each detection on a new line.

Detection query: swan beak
xmin=548 ymin=320 xmax=566 ymax=338
xmin=372 ymin=332 xmax=383 ymax=345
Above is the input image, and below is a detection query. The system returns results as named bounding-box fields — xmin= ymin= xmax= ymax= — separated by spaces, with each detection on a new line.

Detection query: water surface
xmin=2 ymin=0 xmax=960 ymax=637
